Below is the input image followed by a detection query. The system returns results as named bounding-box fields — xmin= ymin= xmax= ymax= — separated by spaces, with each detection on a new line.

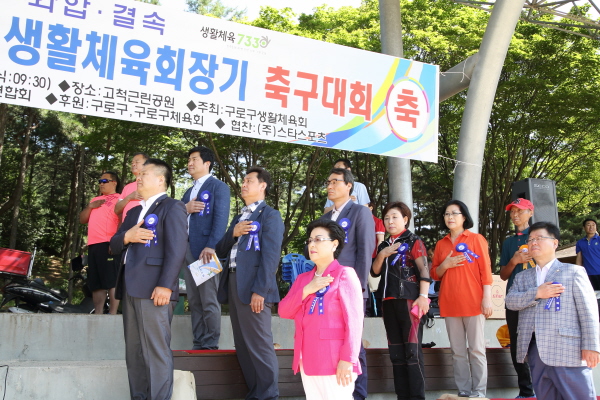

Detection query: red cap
xmin=505 ymin=198 xmax=534 ymax=211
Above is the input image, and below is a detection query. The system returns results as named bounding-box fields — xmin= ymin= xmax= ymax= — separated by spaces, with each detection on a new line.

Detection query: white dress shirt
xmin=536 ymin=258 xmax=557 ymax=286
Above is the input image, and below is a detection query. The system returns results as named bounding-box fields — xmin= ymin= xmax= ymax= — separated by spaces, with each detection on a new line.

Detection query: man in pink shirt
xmin=80 ymin=171 xmax=121 ymax=314
xmin=115 ymin=152 xmax=148 ymax=222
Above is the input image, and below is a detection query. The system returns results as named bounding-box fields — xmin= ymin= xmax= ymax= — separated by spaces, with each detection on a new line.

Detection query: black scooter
xmin=0 ymin=272 xmax=102 ymax=313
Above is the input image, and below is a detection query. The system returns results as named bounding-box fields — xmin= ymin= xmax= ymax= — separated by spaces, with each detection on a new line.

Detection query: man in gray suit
xmin=110 ymin=159 xmax=188 ymax=400
xmin=216 ymin=166 xmax=284 ymax=400
xmin=182 ymin=146 xmax=230 ymax=350
xmin=506 ymin=221 xmax=600 ymax=400
xmin=321 ymin=167 xmax=375 ymax=400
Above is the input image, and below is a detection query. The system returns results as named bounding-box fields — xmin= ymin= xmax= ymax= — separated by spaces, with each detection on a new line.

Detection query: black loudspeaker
xmin=511 ymin=178 xmax=559 ymax=228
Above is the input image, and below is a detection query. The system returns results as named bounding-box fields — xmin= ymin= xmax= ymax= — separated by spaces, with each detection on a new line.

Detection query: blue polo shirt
xmin=499 ymin=227 xmax=530 ymax=292
xmin=576 ymin=234 xmax=600 ymax=276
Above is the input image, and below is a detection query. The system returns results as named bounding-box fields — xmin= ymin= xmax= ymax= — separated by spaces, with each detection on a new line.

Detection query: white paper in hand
xmin=188 ymin=255 xmax=223 ymax=286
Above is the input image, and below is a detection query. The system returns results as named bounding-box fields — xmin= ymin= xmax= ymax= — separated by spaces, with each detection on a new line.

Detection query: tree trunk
xmin=0 ymin=103 xmax=8 ymax=167
xmin=9 ymin=110 xmax=36 ymax=249
xmin=65 ymin=144 xmax=85 ymax=302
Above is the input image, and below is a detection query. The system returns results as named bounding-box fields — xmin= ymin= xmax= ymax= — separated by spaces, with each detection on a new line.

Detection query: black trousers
xmin=506 ymin=308 xmax=535 ymax=397
xmin=382 ymin=299 xmax=425 ymax=400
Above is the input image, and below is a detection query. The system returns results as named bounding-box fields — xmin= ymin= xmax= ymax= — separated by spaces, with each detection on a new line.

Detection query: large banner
xmin=0 ymin=0 xmax=439 ymax=161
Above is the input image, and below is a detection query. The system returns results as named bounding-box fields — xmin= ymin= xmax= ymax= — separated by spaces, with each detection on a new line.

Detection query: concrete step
xmin=0 ymin=360 xmax=129 ymax=399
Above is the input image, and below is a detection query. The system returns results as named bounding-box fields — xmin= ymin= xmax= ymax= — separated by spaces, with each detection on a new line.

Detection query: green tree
xmin=186 ymin=0 xmax=246 ymax=20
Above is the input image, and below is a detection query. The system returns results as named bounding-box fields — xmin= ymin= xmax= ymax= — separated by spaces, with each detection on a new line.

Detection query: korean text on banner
xmin=0 ymin=0 xmax=439 ymax=161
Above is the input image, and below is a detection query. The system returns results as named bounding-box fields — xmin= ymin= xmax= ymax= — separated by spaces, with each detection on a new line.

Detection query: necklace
xmin=315 ymin=271 xmax=324 ymax=277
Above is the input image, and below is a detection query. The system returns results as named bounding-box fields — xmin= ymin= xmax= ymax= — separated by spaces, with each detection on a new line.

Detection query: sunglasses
xmin=98 ymin=179 xmax=114 ymax=184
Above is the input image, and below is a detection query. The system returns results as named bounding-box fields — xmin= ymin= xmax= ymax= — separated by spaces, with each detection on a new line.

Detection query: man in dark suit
xmin=216 ymin=166 xmax=284 ymax=400
xmin=321 ymin=167 xmax=375 ymax=400
xmin=110 ymin=158 xmax=188 ymax=400
xmin=182 ymin=146 xmax=230 ymax=350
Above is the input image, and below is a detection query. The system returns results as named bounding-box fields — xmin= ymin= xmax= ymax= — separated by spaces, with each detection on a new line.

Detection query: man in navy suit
xmin=321 ymin=167 xmax=375 ymax=400
xmin=182 ymin=146 xmax=230 ymax=350
xmin=110 ymin=159 xmax=188 ymax=400
xmin=216 ymin=166 xmax=284 ymax=400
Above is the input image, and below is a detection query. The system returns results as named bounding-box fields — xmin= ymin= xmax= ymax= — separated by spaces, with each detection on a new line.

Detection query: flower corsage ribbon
xmin=545 ymin=281 xmax=561 ymax=311
xmin=391 ymin=243 xmax=409 ymax=267
xmin=518 ymin=244 xmax=536 ymax=269
xmin=144 ymin=214 xmax=158 ymax=247
xmin=338 ymin=218 xmax=351 ymax=243
xmin=199 ymin=190 xmax=211 ymax=216
xmin=309 ymin=285 xmax=330 ymax=315
xmin=246 ymin=221 xmax=261 ymax=251
xmin=455 ymin=243 xmax=480 ymax=263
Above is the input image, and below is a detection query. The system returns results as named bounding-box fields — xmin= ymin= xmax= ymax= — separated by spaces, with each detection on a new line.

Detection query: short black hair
xmin=383 ymin=201 xmax=412 ymax=226
xmin=307 ymin=219 xmax=346 ymax=259
xmin=530 ymin=221 xmax=561 ymax=241
xmin=329 ymin=167 xmax=354 ymax=195
xmin=246 ymin=166 xmax=272 ymax=193
xmin=132 ymin=152 xmax=149 ymax=160
xmin=334 ymin=158 xmax=351 ymax=170
xmin=103 ymin=170 xmax=121 ymax=193
xmin=144 ymin=158 xmax=173 ymax=189
xmin=583 ymin=218 xmax=597 ymax=227
xmin=441 ymin=199 xmax=474 ymax=230
xmin=188 ymin=146 xmax=215 ymax=172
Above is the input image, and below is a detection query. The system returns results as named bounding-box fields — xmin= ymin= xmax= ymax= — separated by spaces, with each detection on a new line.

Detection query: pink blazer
xmin=278 ymin=260 xmax=364 ymax=376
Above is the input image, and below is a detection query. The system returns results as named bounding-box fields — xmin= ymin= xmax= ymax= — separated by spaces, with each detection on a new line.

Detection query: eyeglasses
xmin=443 ymin=212 xmax=462 ymax=218
xmin=526 ymin=236 xmax=556 ymax=244
xmin=306 ymin=237 xmax=334 ymax=245
xmin=324 ymin=179 xmax=345 ymax=187
xmin=98 ymin=179 xmax=114 ymax=184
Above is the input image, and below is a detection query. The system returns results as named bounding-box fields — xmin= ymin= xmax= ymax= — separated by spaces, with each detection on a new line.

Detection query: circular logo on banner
xmin=146 ymin=214 xmax=157 ymax=226
xmin=385 ymin=77 xmax=430 ymax=143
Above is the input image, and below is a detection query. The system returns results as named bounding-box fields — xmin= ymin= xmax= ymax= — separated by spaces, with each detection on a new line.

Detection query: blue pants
xmin=528 ymin=338 xmax=596 ymax=400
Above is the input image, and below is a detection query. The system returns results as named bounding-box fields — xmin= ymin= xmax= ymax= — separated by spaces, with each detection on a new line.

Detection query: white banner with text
xmin=0 ymin=0 xmax=439 ymax=161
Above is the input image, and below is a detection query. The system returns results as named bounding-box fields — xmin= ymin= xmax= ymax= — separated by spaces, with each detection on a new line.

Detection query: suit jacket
xmin=110 ymin=194 xmax=188 ymax=302
xmin=215 ymin=201 xmax=284 ymax=305
xmin=278 ymin=260 xmax=364 ymax=376
xmin=320 ymin=201 xmax=375 ymax=298
xmin=505 ymin=260 xmax=600 ymax=367
xmin=182 ymin=176 xmax=231 ymax=259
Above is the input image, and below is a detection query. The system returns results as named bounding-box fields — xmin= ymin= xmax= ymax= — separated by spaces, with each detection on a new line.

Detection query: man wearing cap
xmin=499 ymin=198 xmax=535 ymax=398
xmin=576 ymin=219 xmax=600 ymax=291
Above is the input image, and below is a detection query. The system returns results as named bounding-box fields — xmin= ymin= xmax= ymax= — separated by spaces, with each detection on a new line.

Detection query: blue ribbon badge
xmin=339 ymin=218 xmax=351 ymax=243
xmin=199 ymin=190 xmax=211 ymax=216
xmin=391 ymin=243 xmax=409 ymax=267
xmin=246 ymin=221 xmax=261 ymax=251
xmin=544 ymin=281 xmax=561 ymax=311
xmin=144 ymin=214 xmax=158 ymax=247
xmin=455 ymin=243 xmax=480 ymax=263
xmin=309 ymin=285 xmax=330 ymax=315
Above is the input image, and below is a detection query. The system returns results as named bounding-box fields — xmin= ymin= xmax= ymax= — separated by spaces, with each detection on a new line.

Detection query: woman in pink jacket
xmin=279 ymin=219 xmax=364 ymax=400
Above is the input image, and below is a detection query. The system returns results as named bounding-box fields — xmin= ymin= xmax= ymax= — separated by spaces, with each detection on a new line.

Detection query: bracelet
xmin=419 ymin=293 xmax=428 ymax=298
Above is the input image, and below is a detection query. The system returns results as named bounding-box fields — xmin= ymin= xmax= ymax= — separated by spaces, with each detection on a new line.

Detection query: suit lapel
xmin=339 ymin=201 xmax=354 ymax=220
xmin=544 ymin=260 xmax=562 ymax=284
xmin=141 ymin=194 xmax=168 ymax=227
xmin=182 ymin=186 xmax=193 ymax=203
xmin=198 ymin=175 xmax=214 ymax=192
